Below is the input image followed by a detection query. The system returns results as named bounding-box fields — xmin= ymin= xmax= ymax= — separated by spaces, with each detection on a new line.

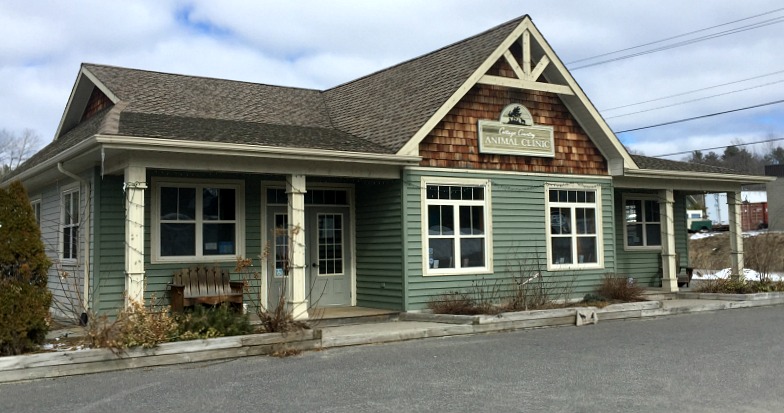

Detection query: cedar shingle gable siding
xmin=419 ymin=60 xmax=607 ymax=175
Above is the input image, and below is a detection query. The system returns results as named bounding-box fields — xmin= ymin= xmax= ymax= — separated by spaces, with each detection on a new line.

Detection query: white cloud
xmin=1 ymin=0 xmax=783 ymax=155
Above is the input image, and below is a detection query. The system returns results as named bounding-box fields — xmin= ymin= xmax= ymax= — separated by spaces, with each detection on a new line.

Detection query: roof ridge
xmin=82 ymin=63 xmax=323 ymax=93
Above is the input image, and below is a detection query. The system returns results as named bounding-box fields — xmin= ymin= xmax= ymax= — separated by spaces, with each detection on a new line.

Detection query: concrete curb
xmin=1 ymin=298 xmax=782 ymax=384
xmin=677 ymin=291 xmax=784 ymax=302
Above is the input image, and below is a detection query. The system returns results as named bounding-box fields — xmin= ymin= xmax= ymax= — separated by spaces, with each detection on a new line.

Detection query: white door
xmin=307 ymin=208 xmax=351 ymax=307
xmin=266 ymin=205 xmax=351 ymax=309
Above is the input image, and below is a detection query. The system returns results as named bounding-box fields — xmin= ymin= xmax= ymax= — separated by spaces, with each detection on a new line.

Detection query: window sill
xmin=151 ymin=255 xmax=241 ymax=265
xmin=423 ymin=267 xmax=493 ymax=277
xmin=546 ymin=263 xmax=604 ymax=272
xmin=623 ymin=245 xmax=662 ymax=252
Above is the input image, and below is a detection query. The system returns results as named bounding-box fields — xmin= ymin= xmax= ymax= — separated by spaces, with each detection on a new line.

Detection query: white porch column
xmin=286 ymin=174 xmax=308 ymax=320
xmin=124 ymin=165 xmax=147 ymax=306
xmin=659 ymin=189 xmax=679 ymax=292
xmin=727 ymin=191 xmax=745 ymax=281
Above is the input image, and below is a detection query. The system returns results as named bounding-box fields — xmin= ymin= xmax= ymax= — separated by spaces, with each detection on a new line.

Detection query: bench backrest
xmin=173 ymin=266 xmax=233 ymax=298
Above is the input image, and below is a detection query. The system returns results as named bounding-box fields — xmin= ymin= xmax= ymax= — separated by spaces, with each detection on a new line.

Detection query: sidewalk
xmin=3 ymin=293 xmax=784 ymax=384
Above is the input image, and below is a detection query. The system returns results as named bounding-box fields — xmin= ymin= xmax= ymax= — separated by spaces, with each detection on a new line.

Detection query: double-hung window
xmin=61 ymin=188 xmax=79 ymax=261
xmin=423 ymin=179 xmax=491 ymax=275
xmin=624 ymin=196 xmax=661 ymax=249
xmin=153 ymin=180 xmax=243 ymax=262
xmin=546 ymin=186 xmax=602 ymax=269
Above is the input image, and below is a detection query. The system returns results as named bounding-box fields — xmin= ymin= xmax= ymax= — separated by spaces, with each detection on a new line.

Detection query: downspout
xmin=57 ymin=162 xmax=91 ymax=317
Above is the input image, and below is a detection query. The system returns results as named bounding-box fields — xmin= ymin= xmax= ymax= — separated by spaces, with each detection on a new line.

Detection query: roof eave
xmin=96 ymin=134 xmax=422 ymax=166
xmin=623 ymin=168 xmax=775 ymax=184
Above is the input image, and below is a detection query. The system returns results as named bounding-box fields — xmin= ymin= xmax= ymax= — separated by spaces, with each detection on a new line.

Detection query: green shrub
xmin=175 ymin=304 xmax=253 ymax=340
xmin=0 ymin=278 xmax=52 ymax=355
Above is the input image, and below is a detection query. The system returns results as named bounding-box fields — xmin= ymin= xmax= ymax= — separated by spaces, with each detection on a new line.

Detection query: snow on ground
xmin=689 ymin=230 xmax=769 ymax=240
xmin=692 ymin=268 xmax=783 ymax=282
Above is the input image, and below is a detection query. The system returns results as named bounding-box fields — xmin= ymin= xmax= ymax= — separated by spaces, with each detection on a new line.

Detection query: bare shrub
xmin=428 ymin=290 xmax=491 ymax=315
xmin=597 ymin=275 xmax=645 ymax=302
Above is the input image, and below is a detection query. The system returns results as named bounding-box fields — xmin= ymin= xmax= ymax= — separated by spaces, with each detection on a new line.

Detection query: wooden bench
xmin=170 ymin=266 xmax=244 ymax=312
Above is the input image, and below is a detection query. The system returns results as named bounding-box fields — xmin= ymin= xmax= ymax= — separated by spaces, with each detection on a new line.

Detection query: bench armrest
xmin=229 ymin=280 xmax=244 ymax=294
xmin=170 ymin=284 xmax=185 ymax=312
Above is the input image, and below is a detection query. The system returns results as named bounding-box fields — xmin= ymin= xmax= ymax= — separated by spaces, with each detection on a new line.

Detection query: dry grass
xmin=689 ymin=232 xmax=784 ymax=273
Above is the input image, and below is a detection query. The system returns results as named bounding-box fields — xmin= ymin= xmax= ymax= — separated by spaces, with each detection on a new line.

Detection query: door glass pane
xmin=318 ymin=214 xmax=343 ymax=275
xmin=274 ymin=214 xmax=288 ymax=277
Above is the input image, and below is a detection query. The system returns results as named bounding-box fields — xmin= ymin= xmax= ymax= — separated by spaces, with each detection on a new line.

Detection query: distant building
xmin=766 ymin=165 xmax=784 ymax=231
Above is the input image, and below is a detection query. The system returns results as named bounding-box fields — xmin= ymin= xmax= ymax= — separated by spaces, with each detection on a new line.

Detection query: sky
xmin=1 ymin=0 xmax=783 ymax=161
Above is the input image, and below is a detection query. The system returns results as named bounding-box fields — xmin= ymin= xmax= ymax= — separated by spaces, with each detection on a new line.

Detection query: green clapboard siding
xmin=142 ymin=172 xmax=262 ymax=308
xmin=403 ymin=169 xmax=616 ymax=310
xmin=94 ymin=174 xmax=128 ymax=315
xmin=614 ymin=189 xmax=690 ymax=287
xmin=355 ymin=180 xmax=404 ymax=310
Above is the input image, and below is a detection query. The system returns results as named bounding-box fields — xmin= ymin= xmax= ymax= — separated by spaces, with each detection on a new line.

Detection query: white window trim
xmin=622 ymin=194 xmax=662 ymax=251
xmin=60 ymin=183 xmax=80 ymax=264
xmin=30 ymin=196 xmax=42 ymax=228
xmin=544 ymin=183 xmax=604 ymax=271
xmin=151 ymin=178 xmax=245 ymax=264
xmin=421 ymin=176 xmax=493 ymax=276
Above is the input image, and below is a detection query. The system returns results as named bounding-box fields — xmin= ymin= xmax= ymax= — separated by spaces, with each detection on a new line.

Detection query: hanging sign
xmin=478 ymin=103 xmax=555 ymax=158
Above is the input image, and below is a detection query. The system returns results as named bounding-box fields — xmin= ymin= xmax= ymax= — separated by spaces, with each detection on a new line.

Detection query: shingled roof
xmin=631 ymin=154 xmax=744 ymax=175
xmin=323 ymin=17 xmax=523 ymax=152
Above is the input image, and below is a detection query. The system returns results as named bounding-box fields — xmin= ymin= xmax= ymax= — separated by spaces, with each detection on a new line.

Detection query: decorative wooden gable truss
xmin=399 ymin=16 xmax=634 ymax=176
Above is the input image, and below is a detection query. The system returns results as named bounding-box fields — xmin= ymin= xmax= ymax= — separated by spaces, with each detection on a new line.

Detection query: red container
xmin=741 ymin=202 xmax=768 ymax=231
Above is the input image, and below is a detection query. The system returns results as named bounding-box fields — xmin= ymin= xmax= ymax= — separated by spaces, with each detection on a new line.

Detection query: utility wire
xmin=571 ymin=17 xmax=784 ymax=70
xmin=601 ymin=68 xmax=784 ymax=111
xmin=605 ymin=79 xmax=784 ymax=119
xmin=567 ymin=7 xmax=784 ymax=65
xmin=613 ymin=98 xmax=784 ymax=134
xmin=652 ymin=136 xmax=784 ymax=158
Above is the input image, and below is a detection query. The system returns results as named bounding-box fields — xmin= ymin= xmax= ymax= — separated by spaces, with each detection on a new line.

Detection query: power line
xmin=566 ymin=7 xmax=784 ymax=65
xmin=651 ymin=136 xmax=784 ymax=158
xmin=613 ymin=98 xmax=784 ymax=134
xmin=566 ymin=8 xmax=784 ymax=70
xmin=571 ymin=17 xmax=784 ymax=70
xmin=601 ymin=68 xmax=784 ymax=112
xmin=605 ymin=79 xmax=784 ymax=120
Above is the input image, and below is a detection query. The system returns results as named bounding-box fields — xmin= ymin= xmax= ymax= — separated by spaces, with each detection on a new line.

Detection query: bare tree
xmin=0 ymin=129 xmax=41 ymax=178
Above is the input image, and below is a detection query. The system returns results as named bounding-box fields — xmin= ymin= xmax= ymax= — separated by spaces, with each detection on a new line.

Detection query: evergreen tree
xmin=0 ymin=180 xmax=50 ymax=286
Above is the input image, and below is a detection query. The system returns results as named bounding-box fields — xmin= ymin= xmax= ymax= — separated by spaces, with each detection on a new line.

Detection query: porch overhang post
xmin=124 ymin=165 xmax=147 ymax=306
xmin=286 ymin=174 xmax=308 ymax=320
xmin=727 ymin=191 xmax=745 ymax=280
xmin=659 ymin=189 xmax=679 ymax=292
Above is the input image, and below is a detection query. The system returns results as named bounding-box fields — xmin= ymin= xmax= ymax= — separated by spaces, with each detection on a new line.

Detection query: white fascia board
xmin=620 ymin=169 xmax=774 ymax=185
xmin=54 ymin=66 xmax=120 ymax=141
xmin=396 ymin=18 xmax=533 ymax=157
xmin=7 ymin=137 xmax=100 ymax=185
xmin=95 ymin=135 xmax=421 ymax=166
xmin=528 ymin=29 xmax=636 ymax=170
